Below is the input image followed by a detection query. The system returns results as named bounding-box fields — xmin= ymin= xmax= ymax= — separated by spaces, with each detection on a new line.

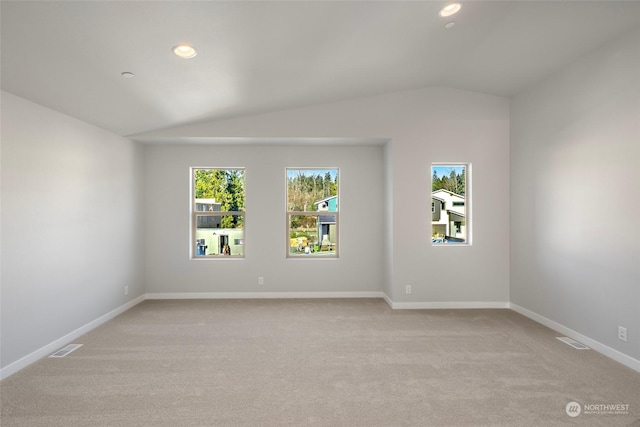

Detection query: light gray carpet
xmin=1 ymin=299 xmax=639 ymax=426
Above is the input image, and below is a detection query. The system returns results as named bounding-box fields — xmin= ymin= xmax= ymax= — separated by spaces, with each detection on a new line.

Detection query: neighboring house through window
xmin=287 ymin=168 xmax=339 ymax=257
xmin=431 ymin=164 xmax=470 ymax=245
xmin=192 ymin=168 xmax=245 ymax=258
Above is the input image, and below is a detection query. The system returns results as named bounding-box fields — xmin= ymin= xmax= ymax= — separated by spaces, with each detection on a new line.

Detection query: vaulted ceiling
xmin=2 ymin=1 xmax=639 ymax=137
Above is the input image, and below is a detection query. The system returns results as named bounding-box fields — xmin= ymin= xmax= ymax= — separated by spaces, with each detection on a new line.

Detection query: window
xmin=431 ymin=163 xmax=469 ymax=245
xmin=286 ymin=168 xmax=339 ymax=257
xmin=192 ymin=168 xmax=245 ymax=258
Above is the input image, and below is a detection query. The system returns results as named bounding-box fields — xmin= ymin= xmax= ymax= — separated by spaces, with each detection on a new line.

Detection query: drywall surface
xmin=143 ymin=144 xmax=385 ymax=294
xmin=0 ymin=92 xmax=145 ymax=369
xmin=139 ymin=86 xmax=510 ymax=303
xmin=510 ymin=28 xmax=640 ymax=360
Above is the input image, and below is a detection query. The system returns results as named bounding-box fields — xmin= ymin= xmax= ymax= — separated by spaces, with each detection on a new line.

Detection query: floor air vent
xmin=556 ymin=337 xmax=589 ymax=350
xmin=49 ymin=344 xmax=83 ymax=358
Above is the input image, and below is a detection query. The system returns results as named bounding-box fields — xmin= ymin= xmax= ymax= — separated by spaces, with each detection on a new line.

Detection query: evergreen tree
xmin=221 ymin=170 xmax=245 ymax=228
xmin=432 ymin=167 xmax=465 ymax=195
xmin=287 ymin=170 xmax=338 ymax=229
xmin=432 ymin=170 xmax=443 ymax=191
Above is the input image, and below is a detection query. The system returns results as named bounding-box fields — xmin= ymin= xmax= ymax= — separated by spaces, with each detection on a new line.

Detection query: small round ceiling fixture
xmin=439 ymin=3 xmax=461 ymax=17
xmin=445 ymin=21 xmax=456 ymax=29
xmin=121 ymin=72 xmax=135 ymax=78
xmin=172 ymin=43 xmax=197 ymax=59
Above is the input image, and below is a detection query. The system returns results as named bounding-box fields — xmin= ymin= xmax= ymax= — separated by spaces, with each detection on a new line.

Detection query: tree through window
xmin=192 ymin=168 xmax=245 ymax=258
xmin=286 ymin=168 xmax=339 ymax=257
xmin=431 ymin=164 xmax=470 ymax=245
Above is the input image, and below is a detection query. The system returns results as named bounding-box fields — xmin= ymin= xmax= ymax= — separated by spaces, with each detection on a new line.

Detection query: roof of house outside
xmin=314 ymin=195 xmax=338 ymax=205
xmin=432 ymin=189 xmax=464 ymax=199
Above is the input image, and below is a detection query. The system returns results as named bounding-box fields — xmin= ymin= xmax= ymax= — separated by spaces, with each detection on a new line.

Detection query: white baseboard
xmin=386 ymin=299 xmax=510 ymax=310
xmin=0 ymin=295 xmax=146 ymax=381
xmin=510 ymin=303 xmax=640 ymax=373
xmin=145 ymin=291 xmax=384 ymax=300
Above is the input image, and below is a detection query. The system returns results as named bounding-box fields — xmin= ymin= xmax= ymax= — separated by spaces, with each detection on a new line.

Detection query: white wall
xmin=0 ymin=85 xmax=509 ymax=376
xmin=0 ymin=92 xmax=145 ymax=370
xmin=510 ymin=28 xmax=640 ymax=361
xmin=138 ymin=86 xmax=511 ymax=304
xmin=144 ymin=144 xmax=385 ymax=294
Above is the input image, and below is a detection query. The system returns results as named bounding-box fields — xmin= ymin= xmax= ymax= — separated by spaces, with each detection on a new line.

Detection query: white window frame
xmin=431 ymin=162 xmax=471 ymax=246
xmin=191 ymin=167 xmax=245 ymax=259
xmin=286 ymin=168 xmax=339 ymax=259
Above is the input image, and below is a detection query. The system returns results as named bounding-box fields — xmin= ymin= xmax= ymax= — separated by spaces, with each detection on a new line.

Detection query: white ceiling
xmin=2 ymin=1 xmax=639 ymax=137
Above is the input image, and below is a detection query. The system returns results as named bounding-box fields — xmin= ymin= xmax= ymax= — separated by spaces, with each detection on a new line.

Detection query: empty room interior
xmin=1 ymin=1 xmax=639 ymax=425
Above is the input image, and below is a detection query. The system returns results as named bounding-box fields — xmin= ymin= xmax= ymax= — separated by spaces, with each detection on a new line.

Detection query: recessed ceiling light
xmin=445 ymin=21 xmax=456 ymax=29
xmin=121 ymin=72 xmax=135 ymax=78
xmin=172 ymin=43 xmax=197 ymax=59
xmin=439 ymin=3 xmax=461 ymax=17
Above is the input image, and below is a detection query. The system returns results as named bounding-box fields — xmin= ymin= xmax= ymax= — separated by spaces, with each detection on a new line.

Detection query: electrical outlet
xmin=405 ymin=285 xmax=411 ymax=294
xmin=258 ymin=277 xmax=264 ymax=285
xmin=618 ymin=326 xmax=627 ymax=342
xmin=124 ymin=285 xmax=129 ymax=296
